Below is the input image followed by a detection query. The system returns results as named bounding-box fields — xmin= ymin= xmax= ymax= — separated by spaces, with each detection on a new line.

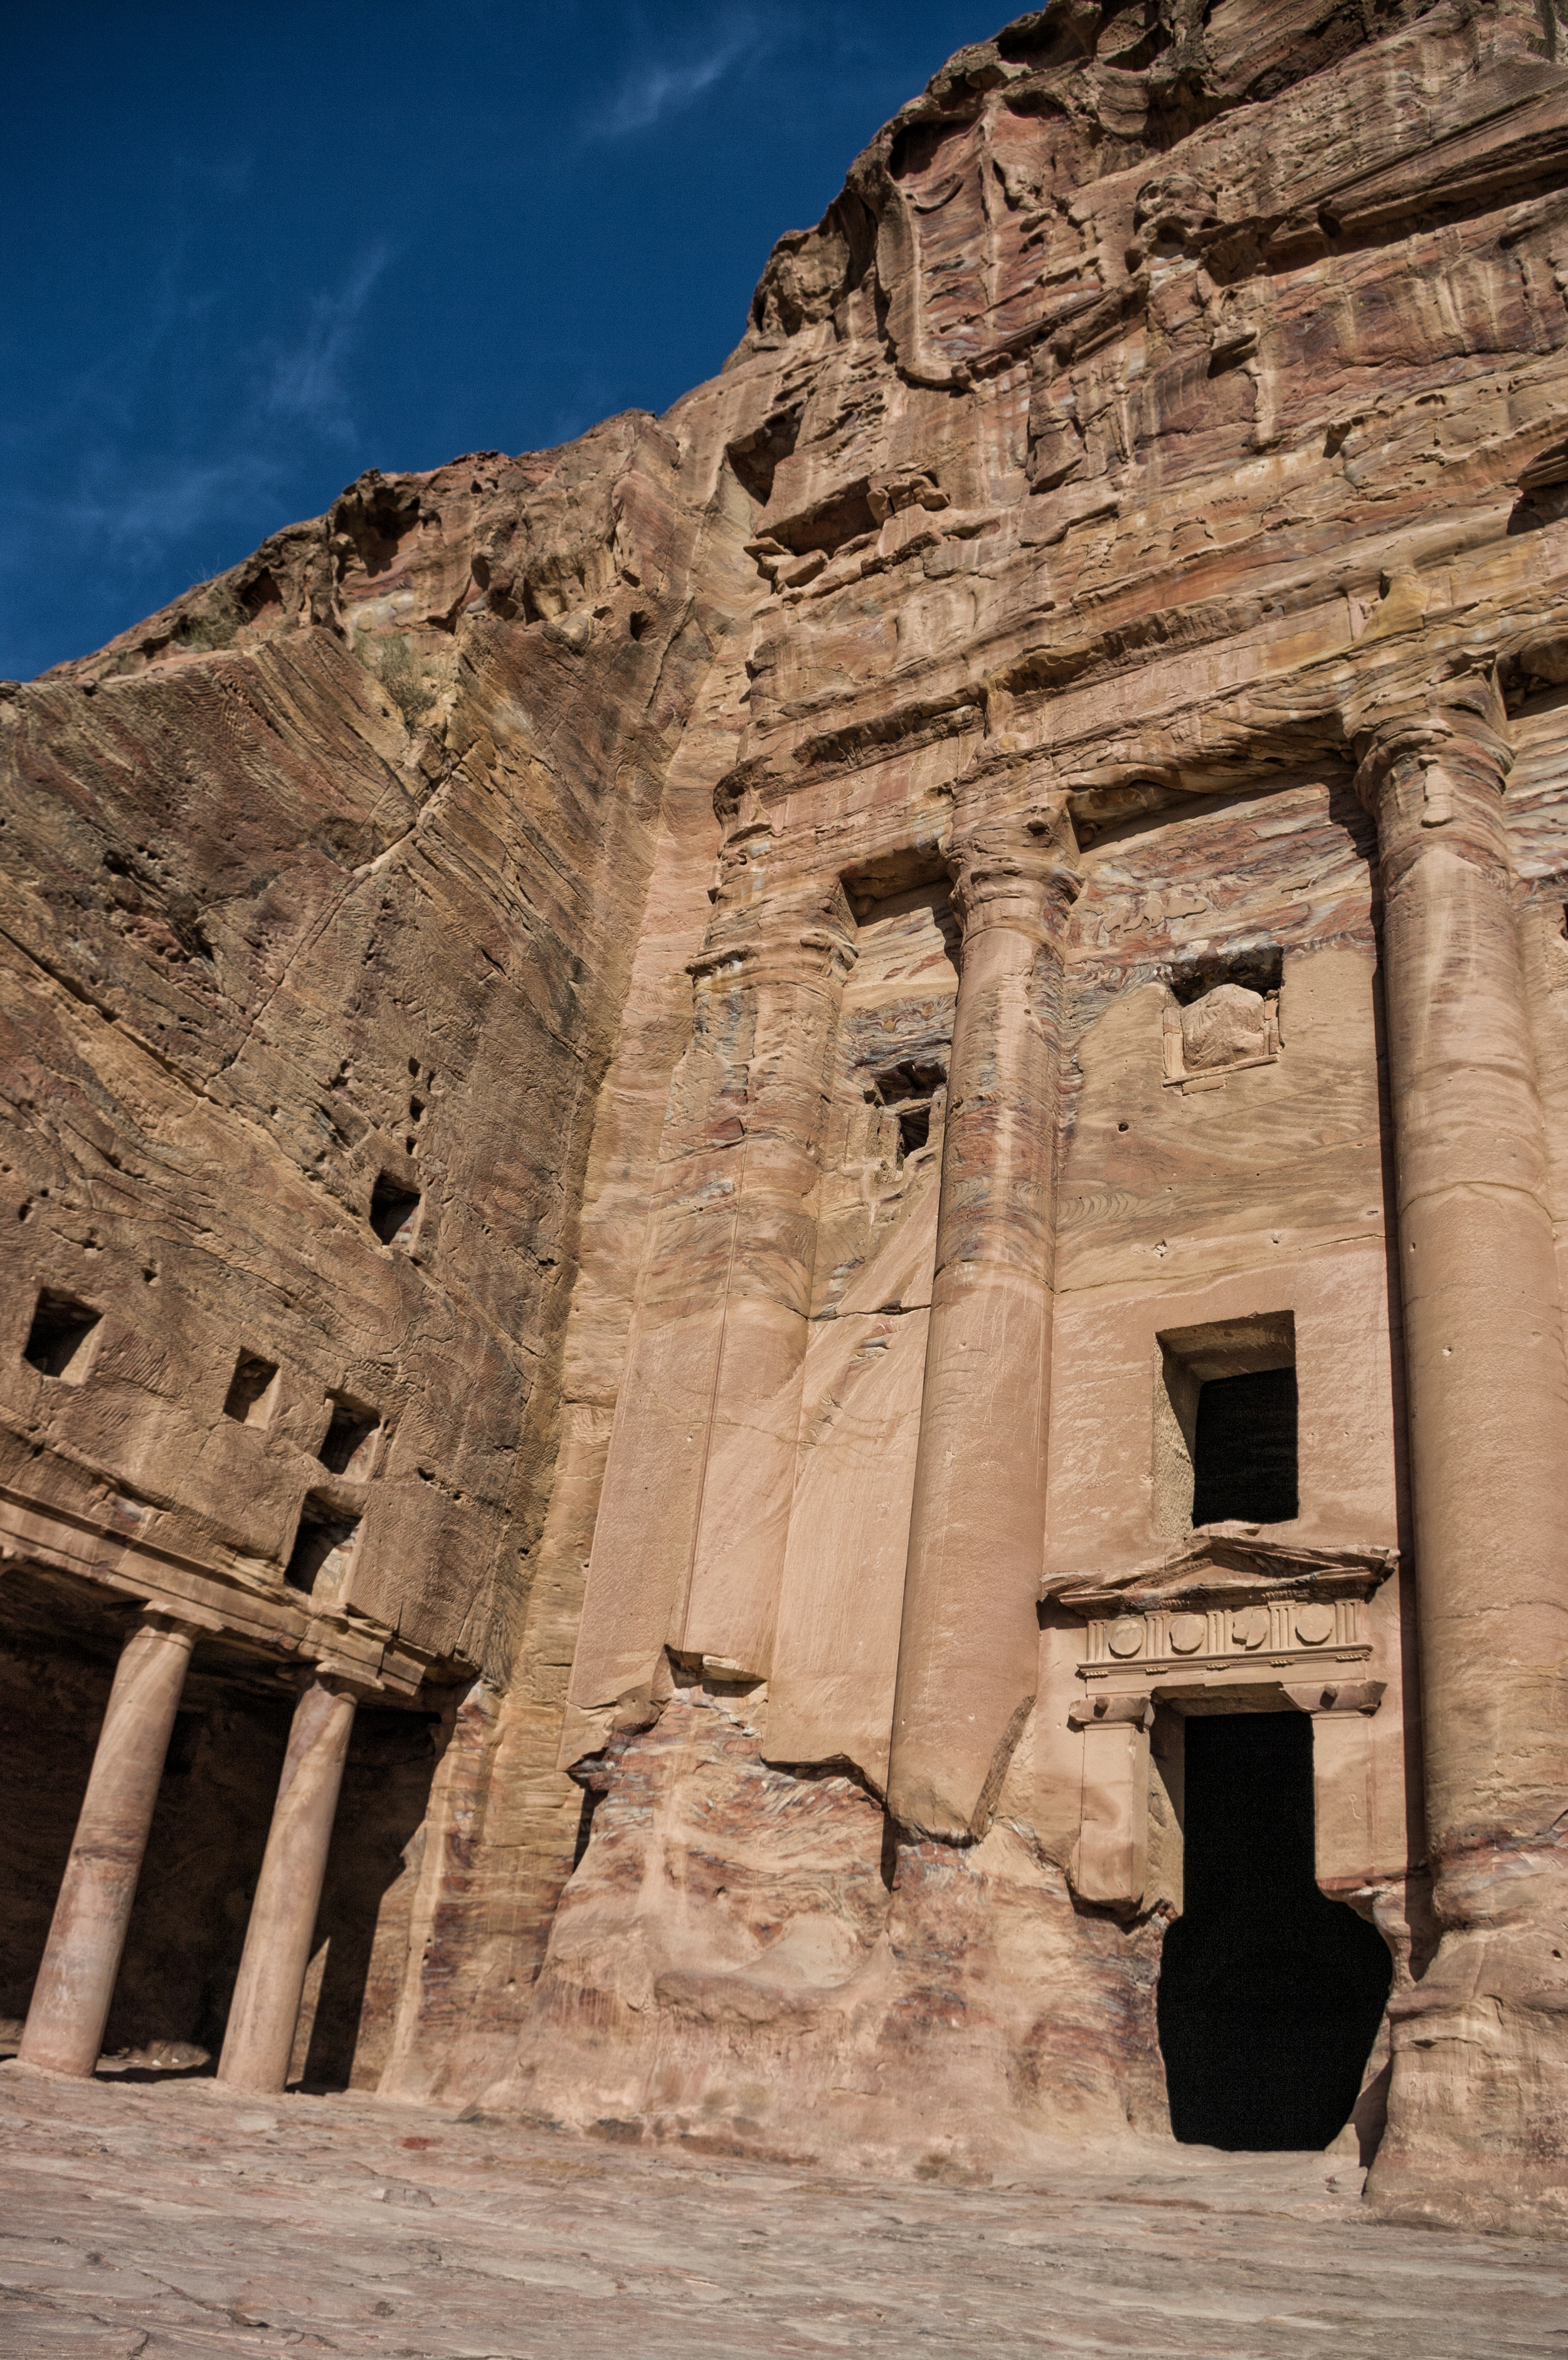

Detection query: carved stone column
xmin=1353 ymin=674 xmax=1568 ymax=2216
xmin=672 ymin=919 xmax=859 ymax=1680
xmin=216 ymin=1672 xmax=358 ymax=2093
xmin=887 ymin=816 xmax=1079 ymax=1837
xmin=563 ymin=806 xmax=856 ymax=1748
xmin=19 ymin=1611 xmax=198 ymax=2078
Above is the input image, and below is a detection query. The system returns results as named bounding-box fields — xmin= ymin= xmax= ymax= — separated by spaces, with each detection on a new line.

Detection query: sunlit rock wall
xmin=6 ymin=0 xmax=1568 ymax=2233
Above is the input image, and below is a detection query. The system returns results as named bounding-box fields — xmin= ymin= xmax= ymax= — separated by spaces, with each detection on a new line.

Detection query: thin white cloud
xmin=586 ymin=13 xmax=759 ymax=140
xmin=263 ymin=245 xmax=391 ymax=443
xmin=1 ymin=246 xmax=394 ymax=594
xmin=41 ymin=450 xmax=288 ymax=568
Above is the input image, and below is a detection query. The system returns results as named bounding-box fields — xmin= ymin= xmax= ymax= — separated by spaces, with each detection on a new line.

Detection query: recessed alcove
xmin=726 ymin=404 xmax=802 ymax=505
xmin=319 ymin=1397 xmax=380 ymax=1477
xmin=1157 ymin=1712 xmax=1392 ymax=2150
xmin=1167 ymin=944 xmax=1283 ymax=1004
xmin=23 ymin=1291 xmax=102 ymax=1382
xmin=868 ymin=1056 xmax=947 ymax=1164
xmin=369 ymin=1175 xmax=420 ymax=1246
xmin=1155 ymin=1313 xmax=1298 ymax=1534
xmin=223 ymin=1353 xmax=278 ymax=1426
xmin=285 ymin=1502 xmax=361 ymax=1599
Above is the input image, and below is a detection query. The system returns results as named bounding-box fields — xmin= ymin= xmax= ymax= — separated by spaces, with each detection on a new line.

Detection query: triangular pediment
xmin=1042 ymin=1523 xmax=1397 ymax=1615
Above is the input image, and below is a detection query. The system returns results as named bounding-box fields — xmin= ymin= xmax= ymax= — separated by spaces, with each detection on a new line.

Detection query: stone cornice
xmin=1044 ymin=1525 xmax=1398 ymax=1616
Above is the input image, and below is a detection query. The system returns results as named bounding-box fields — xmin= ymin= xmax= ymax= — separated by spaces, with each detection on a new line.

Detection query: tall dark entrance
xmin=1157 ymin=1712 xmax=1391 ymax=2150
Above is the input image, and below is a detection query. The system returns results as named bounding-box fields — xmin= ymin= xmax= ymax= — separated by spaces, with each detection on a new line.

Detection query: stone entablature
xmin=1050 ymin=1528 xmax=1394 ymax=1693
xmin=0 ymin=1479 xmax=440 ymax=1701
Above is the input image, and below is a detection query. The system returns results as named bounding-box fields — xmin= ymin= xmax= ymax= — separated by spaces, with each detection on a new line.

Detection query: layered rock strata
xmin=5 ymin=0 xmax=1568 ymax=2235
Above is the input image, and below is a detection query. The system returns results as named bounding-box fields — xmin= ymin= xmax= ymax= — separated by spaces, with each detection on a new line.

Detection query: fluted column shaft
xmin=565 ymin=867 xmax=855 ymax=1732
xmin=1356 ymin=682 xmax=1568 ymax=1905
xmin=19 ymin=1611 xmax=198 ymax=2077
xmin=216 ymin=1673 xmax=356 ymax=2092
xmin=887 ymin=823 xmax=1078 ymax=1837
xmin=674 ymin=919 xmax=858 ymax=1679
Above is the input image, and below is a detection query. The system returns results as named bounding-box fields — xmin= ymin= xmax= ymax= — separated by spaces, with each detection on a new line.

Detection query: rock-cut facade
xmin=4 ymin=0 xmax=1568 ymax=2236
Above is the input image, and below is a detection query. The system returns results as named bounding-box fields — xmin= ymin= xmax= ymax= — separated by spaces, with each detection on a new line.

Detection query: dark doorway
xmin=1191 ymin=1367 xmax=1298 ymax=1525
xmin=1157 ymin=1713 xmax=1390 ymax=2149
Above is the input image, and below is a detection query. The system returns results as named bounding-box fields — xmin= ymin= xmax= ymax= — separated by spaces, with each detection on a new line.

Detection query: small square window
xmin=285 ymin=1501 xmax=361 ymax=1601
xmin=369 ymin=1175 xmax=421 ymax=1246
xmin=223 ymin=1353 xmax=279 ymax=1426
xmin=23 ymin=1291 xmax=102 ymax=1382
xmin=319 ymin=1396 xmax=380 ymax=1477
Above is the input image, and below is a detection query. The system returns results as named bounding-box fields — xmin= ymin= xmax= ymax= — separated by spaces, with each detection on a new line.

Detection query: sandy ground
xmin=1 ymin=2063 xmax=1565 ymax=2359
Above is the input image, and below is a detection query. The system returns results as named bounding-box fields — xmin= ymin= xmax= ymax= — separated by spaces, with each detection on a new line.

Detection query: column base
xmin=0 ymin=2054 xmax=95 ymax=2087
xmin=1367 ymin=1903 xmax=1568 ymax=2235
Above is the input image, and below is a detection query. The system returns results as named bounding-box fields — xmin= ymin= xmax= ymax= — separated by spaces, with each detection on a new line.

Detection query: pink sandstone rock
xmin=4 ymin=0 xmax=1568 ymax=2244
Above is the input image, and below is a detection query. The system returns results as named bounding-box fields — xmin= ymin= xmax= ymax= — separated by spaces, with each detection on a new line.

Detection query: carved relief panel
xmin=1162 ymin=978 xmax=1280 ymax=1093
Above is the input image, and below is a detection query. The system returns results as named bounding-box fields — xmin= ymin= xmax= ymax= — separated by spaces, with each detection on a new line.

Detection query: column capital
xmin=948 ymin=817 xmax=1081 ymax=945
xmin=1351 ymin=674 xmax=1512 ymax=832
xmin=688 ymin=903 xmax=857 ymax=992
xmin=134 ymin=1604 xmax=209 ymax=1643
xmin=303 ymin=1656 xmax=380 ymax=1699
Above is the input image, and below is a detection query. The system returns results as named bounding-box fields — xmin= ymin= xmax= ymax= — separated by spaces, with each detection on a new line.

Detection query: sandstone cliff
xmin=6 ymin=0 xmax=1568 ymax=2234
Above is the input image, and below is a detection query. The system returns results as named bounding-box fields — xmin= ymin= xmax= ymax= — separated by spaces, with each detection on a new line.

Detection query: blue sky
xmin=3 ymin=1 xmax=993 ymax=679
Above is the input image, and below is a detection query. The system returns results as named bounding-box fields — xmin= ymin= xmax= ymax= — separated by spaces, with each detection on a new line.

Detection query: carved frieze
xmin=1078 ymin=1590 xmax=1370 ymax=1679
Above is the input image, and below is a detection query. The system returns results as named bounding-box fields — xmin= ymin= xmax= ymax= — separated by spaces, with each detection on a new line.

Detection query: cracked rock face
xmin=6 ymin=0 xmax=1568 ymax=2235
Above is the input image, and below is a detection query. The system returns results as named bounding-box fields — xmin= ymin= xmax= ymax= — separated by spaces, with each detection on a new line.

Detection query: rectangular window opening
xmin=23 ymin=1290 xmax=102 ymax=1382
xmin=1192 ymin=1367 xmax=1298 ymax=1526
xmin=223 ymin=1353 xmax=279 ymax=1426
xmin=867 ymin=1057 xmax=946 ymax=1168
xmin=285 ymin=1499 xmax=361 ymax=1600
xmin=319 ymin=1395 xmax=381 ymax=1477
xmin=1153 ymin=1313 xmax=1297 ymax=1535
xmin=369 ymin=1174 xmax=421 ymax=1246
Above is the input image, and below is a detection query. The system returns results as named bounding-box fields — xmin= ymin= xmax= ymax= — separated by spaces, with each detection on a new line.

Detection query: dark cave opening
xmin=1157 ymin=1713 xmax=1391 ymax=2151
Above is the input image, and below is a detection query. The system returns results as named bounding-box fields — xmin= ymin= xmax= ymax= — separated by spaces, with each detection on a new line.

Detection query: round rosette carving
xmin=1231 ymin=1606 xmax=1269 ymax=1651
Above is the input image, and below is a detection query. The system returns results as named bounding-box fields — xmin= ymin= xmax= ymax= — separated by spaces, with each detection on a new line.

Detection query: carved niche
xmin=1162 ymin=979 xmax=1279 ymax=1093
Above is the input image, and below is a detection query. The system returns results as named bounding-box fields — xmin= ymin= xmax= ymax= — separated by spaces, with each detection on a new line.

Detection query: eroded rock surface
xmin=5 ymin=0 xmax=1568 ymax=2243
xmin=6 ymin=2070 xmax=1568 ymax=2360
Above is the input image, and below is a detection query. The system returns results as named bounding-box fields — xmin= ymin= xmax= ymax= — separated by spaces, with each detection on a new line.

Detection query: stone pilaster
xmin=1352 ymin=673 xmax=1568 ymax=2224
xmin=887 ymin=814 xmax=1079 ymax=1838
xmin=19 ymin=1611 xmax=198 ymax=2078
